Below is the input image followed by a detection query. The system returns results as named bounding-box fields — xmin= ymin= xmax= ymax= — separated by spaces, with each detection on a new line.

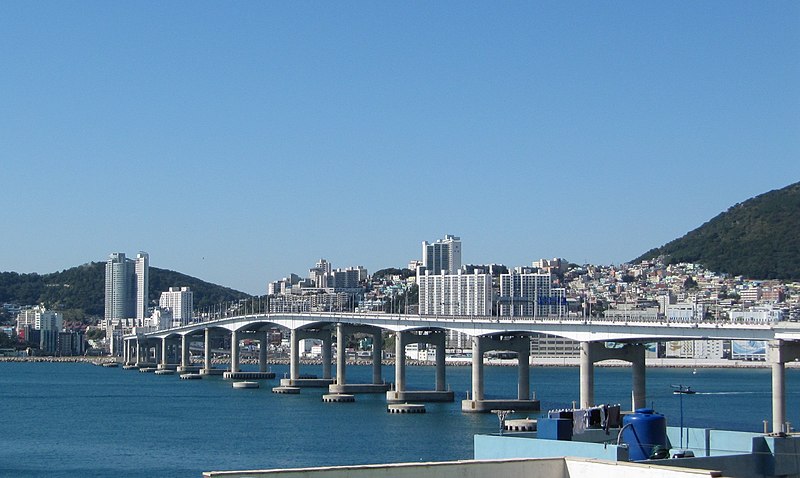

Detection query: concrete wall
xmin=203 ymin=458 xmax=721 ymax=478
xmin=204 ymin=458 xmax=566 ymax=478
xmin=565 ymin=459 xmax=722 ymax=478
xmin=474 ymin=434 xmax=626 ymax=461
xmin=652 ymin=454 xmax=758 ymax=478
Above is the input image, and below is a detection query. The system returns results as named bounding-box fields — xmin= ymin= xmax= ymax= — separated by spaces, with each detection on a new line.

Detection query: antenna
xmin=492 ymin=409 xmax=514 ymax=435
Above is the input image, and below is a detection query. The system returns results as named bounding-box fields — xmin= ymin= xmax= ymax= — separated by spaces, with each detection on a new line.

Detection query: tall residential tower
xmin=421 ymin=234 xmax=461 ymax=275
xmin=104 ymin=252 xmax=149 ymax=322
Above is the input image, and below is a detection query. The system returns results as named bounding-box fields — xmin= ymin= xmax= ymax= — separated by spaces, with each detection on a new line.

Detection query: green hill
xmin=634 ymin=181 xmax=800 ymax=280
xmin=0 ymin=263 xmax=250 ymax=320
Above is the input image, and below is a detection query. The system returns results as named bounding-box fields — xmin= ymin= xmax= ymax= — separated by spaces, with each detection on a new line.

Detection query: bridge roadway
xmin=122 ymin=312 xmax=800 ymax=433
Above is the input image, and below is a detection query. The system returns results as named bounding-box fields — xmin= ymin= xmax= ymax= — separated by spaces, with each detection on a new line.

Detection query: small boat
xmin=673 ymin=386 xmax=696 ymax=395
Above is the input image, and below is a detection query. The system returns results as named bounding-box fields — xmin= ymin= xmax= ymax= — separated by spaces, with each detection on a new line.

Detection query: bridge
xmin=123 ymin=312 xmax=800 ymax=433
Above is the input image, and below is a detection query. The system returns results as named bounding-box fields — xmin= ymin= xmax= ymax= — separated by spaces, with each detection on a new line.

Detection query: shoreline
xmin=1 ymin=355 xmax=795 ymax=369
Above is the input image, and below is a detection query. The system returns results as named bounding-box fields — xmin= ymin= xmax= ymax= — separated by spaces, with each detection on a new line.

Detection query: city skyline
xmin=2 ymin=2 xmax=798 ymax=295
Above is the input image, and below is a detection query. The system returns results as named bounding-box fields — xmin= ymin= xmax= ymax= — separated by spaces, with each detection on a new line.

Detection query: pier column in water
xmin=768 ymin=340 xmax=800 ymax=434
xmin=290 ymin=329 xmax=299 ymax=381
xmin=631 ymin=344 xmax=646 ymax=410
xmin=580 ymin=341 xmax=595 ymax=408
xmin=158 ymin=338 xmax=166 ymax=366
xmin=435 ymin=331 xmax=446 ymax=392
xmin=372 ymin=330 xmax=383 ymax=385
xmin=518 ymin=337 xmax=531 ymax=401
xmin=204 ymin=328 xmax=212 ymax=371
xmin=471 ymin=336 xmax=484 ymax=401
xmin=258 ymin=331 xmax=268 ymax=373
xmin=322 ymin=331 xmax=332 ymax=380
xmin=336 ymin=323 xmax=346 ymax=386
xmin=395 ymin=331 xmax=406 ymax=392
xmin=773 ymin=359 xmax=785 ymax=434
xmin=230 ymin=330 xmax=240 ymax=373
xmin=181 ymin=334 xmax=190 ymax=368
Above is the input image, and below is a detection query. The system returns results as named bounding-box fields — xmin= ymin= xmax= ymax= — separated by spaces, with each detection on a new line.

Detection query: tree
xmin=0 ymin=331 xmax=17 ymax=348
xmin=683 ymin=277 xmax=699 ymax=290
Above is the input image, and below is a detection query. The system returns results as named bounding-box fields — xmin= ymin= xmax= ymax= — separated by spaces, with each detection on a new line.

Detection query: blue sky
xmin=1 ymin=1 xmax=798 ymax=295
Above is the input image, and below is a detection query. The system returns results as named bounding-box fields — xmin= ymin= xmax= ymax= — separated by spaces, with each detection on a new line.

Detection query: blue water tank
xmin=622 ymin=408 xmax=667 ymax=461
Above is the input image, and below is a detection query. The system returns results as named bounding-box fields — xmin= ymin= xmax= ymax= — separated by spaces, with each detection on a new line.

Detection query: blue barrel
xmin=622 ymin=408 xmax=667 ymax=461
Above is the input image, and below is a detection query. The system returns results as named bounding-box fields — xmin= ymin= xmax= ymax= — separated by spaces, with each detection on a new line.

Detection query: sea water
xmin=0 ymin=362 xmax=797 ymax=477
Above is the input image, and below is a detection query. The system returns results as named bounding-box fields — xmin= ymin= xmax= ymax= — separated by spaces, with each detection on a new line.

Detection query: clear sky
xmin=1 ymin=1 xmax=798 ymax=295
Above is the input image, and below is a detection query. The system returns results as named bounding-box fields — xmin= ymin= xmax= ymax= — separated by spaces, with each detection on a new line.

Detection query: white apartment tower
xmin=417 ymin=270 xmax=492 ymax=316
xmin=135 ymin=252 xmax=149 ymax=321
xmin=16 ymin=306 xmax=62 ymax=332
xmin=421 ymin=235 xmax=461 ymax=275
xmin=309 ymin=259 xmax=331 ymax=288
xmin=159 ymin=287 xmax=194 ymax=326
xmin=104 ymin=251 xmax=149 ymax=322
xmin=499 ymin=271 xmax=566 ymax=317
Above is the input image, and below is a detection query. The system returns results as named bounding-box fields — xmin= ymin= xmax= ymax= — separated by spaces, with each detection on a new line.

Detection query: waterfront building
xmin=15 ymin=306 xmax=63 ymax=354
xmin=730 ymin=306 xmax=783 ymax=323
xmin=417 ymin=269 xmax=492 ymax=316
xmin=421 ymin=234 xmax=462 ymax=275
xmin=528 ymin=333 xmax=580 ymax=358
xmin=158 ymin=286 xmax=194 ymax=326
xmin=498 ymin=271 xmax=566 ymax=317
xmin=665 ymin=302 xmax=706 ymax=322
xmin=104 ymin=251 xmax=149 ymax=354
xmin=104 ymin=252 xmax=149 ymax=322
xmin=57 ymin=331 xmax=85 ymax=356
xmin=664 ymin=339 xmax=725 ymax=359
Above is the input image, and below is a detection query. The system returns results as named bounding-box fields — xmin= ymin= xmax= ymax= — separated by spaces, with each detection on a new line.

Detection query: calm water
xmin=1 ymin=362 xmax=799 ymax=477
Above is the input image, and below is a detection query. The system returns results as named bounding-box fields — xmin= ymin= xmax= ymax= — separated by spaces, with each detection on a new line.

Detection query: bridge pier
xmin=132 ymin=338 xmax=156 ymax=368
xmin=336 ymin=323 xmax=346 ymax=386
xmin=329 ymin=324 xmax=389 ymax=394
xmin=155 ymin=340 xmax=163 ymax=367
xmin=769 ymin=340 xmax=800 ymax=434
xmin=580 ymin=341 xmax=646 ymax=410
xmin=259 ymin=331 xmax=269 ymax=373
xmin=230 ymin=330 xmax=240 ymax=373
xmin=201 ymin=328 xmax=224 ymax=376
xmin=157 ymin=337 xmax=179 ymax=370
xmin=177 ymin=334 xmax=201 ymax=373
xmin=280 ymin=328 xmax=335 ymax=388
xmin=387 ymin=330 xmax=453 ymax=403
xmin=123 ymin=338 xmax=131 ymax=365
xmin=461 ymin=335 xmax=539 ymax=413
xmin=181 ymin=334 xmax=190 ymax=368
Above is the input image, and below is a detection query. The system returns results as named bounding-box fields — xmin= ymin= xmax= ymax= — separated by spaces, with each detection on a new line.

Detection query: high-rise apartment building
xmin=159 ymin=286 xmax=194 ymax=326
xmin=421 ymin=235 xmax=461 ymax=275
xmin=499 ymin=271 xmax=566 ymax=317
xmin=135 ymin=252 xmax=149 ymax=321
xmin=309 ymin=259 xmax=331 ymax=288
xmin=331 ymin=266 xmax=367 ymax=290
xmin=104 ymin=252 xmax=149 ymax=322
xmin=417 ymin=270 xmax=492 ymax=316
